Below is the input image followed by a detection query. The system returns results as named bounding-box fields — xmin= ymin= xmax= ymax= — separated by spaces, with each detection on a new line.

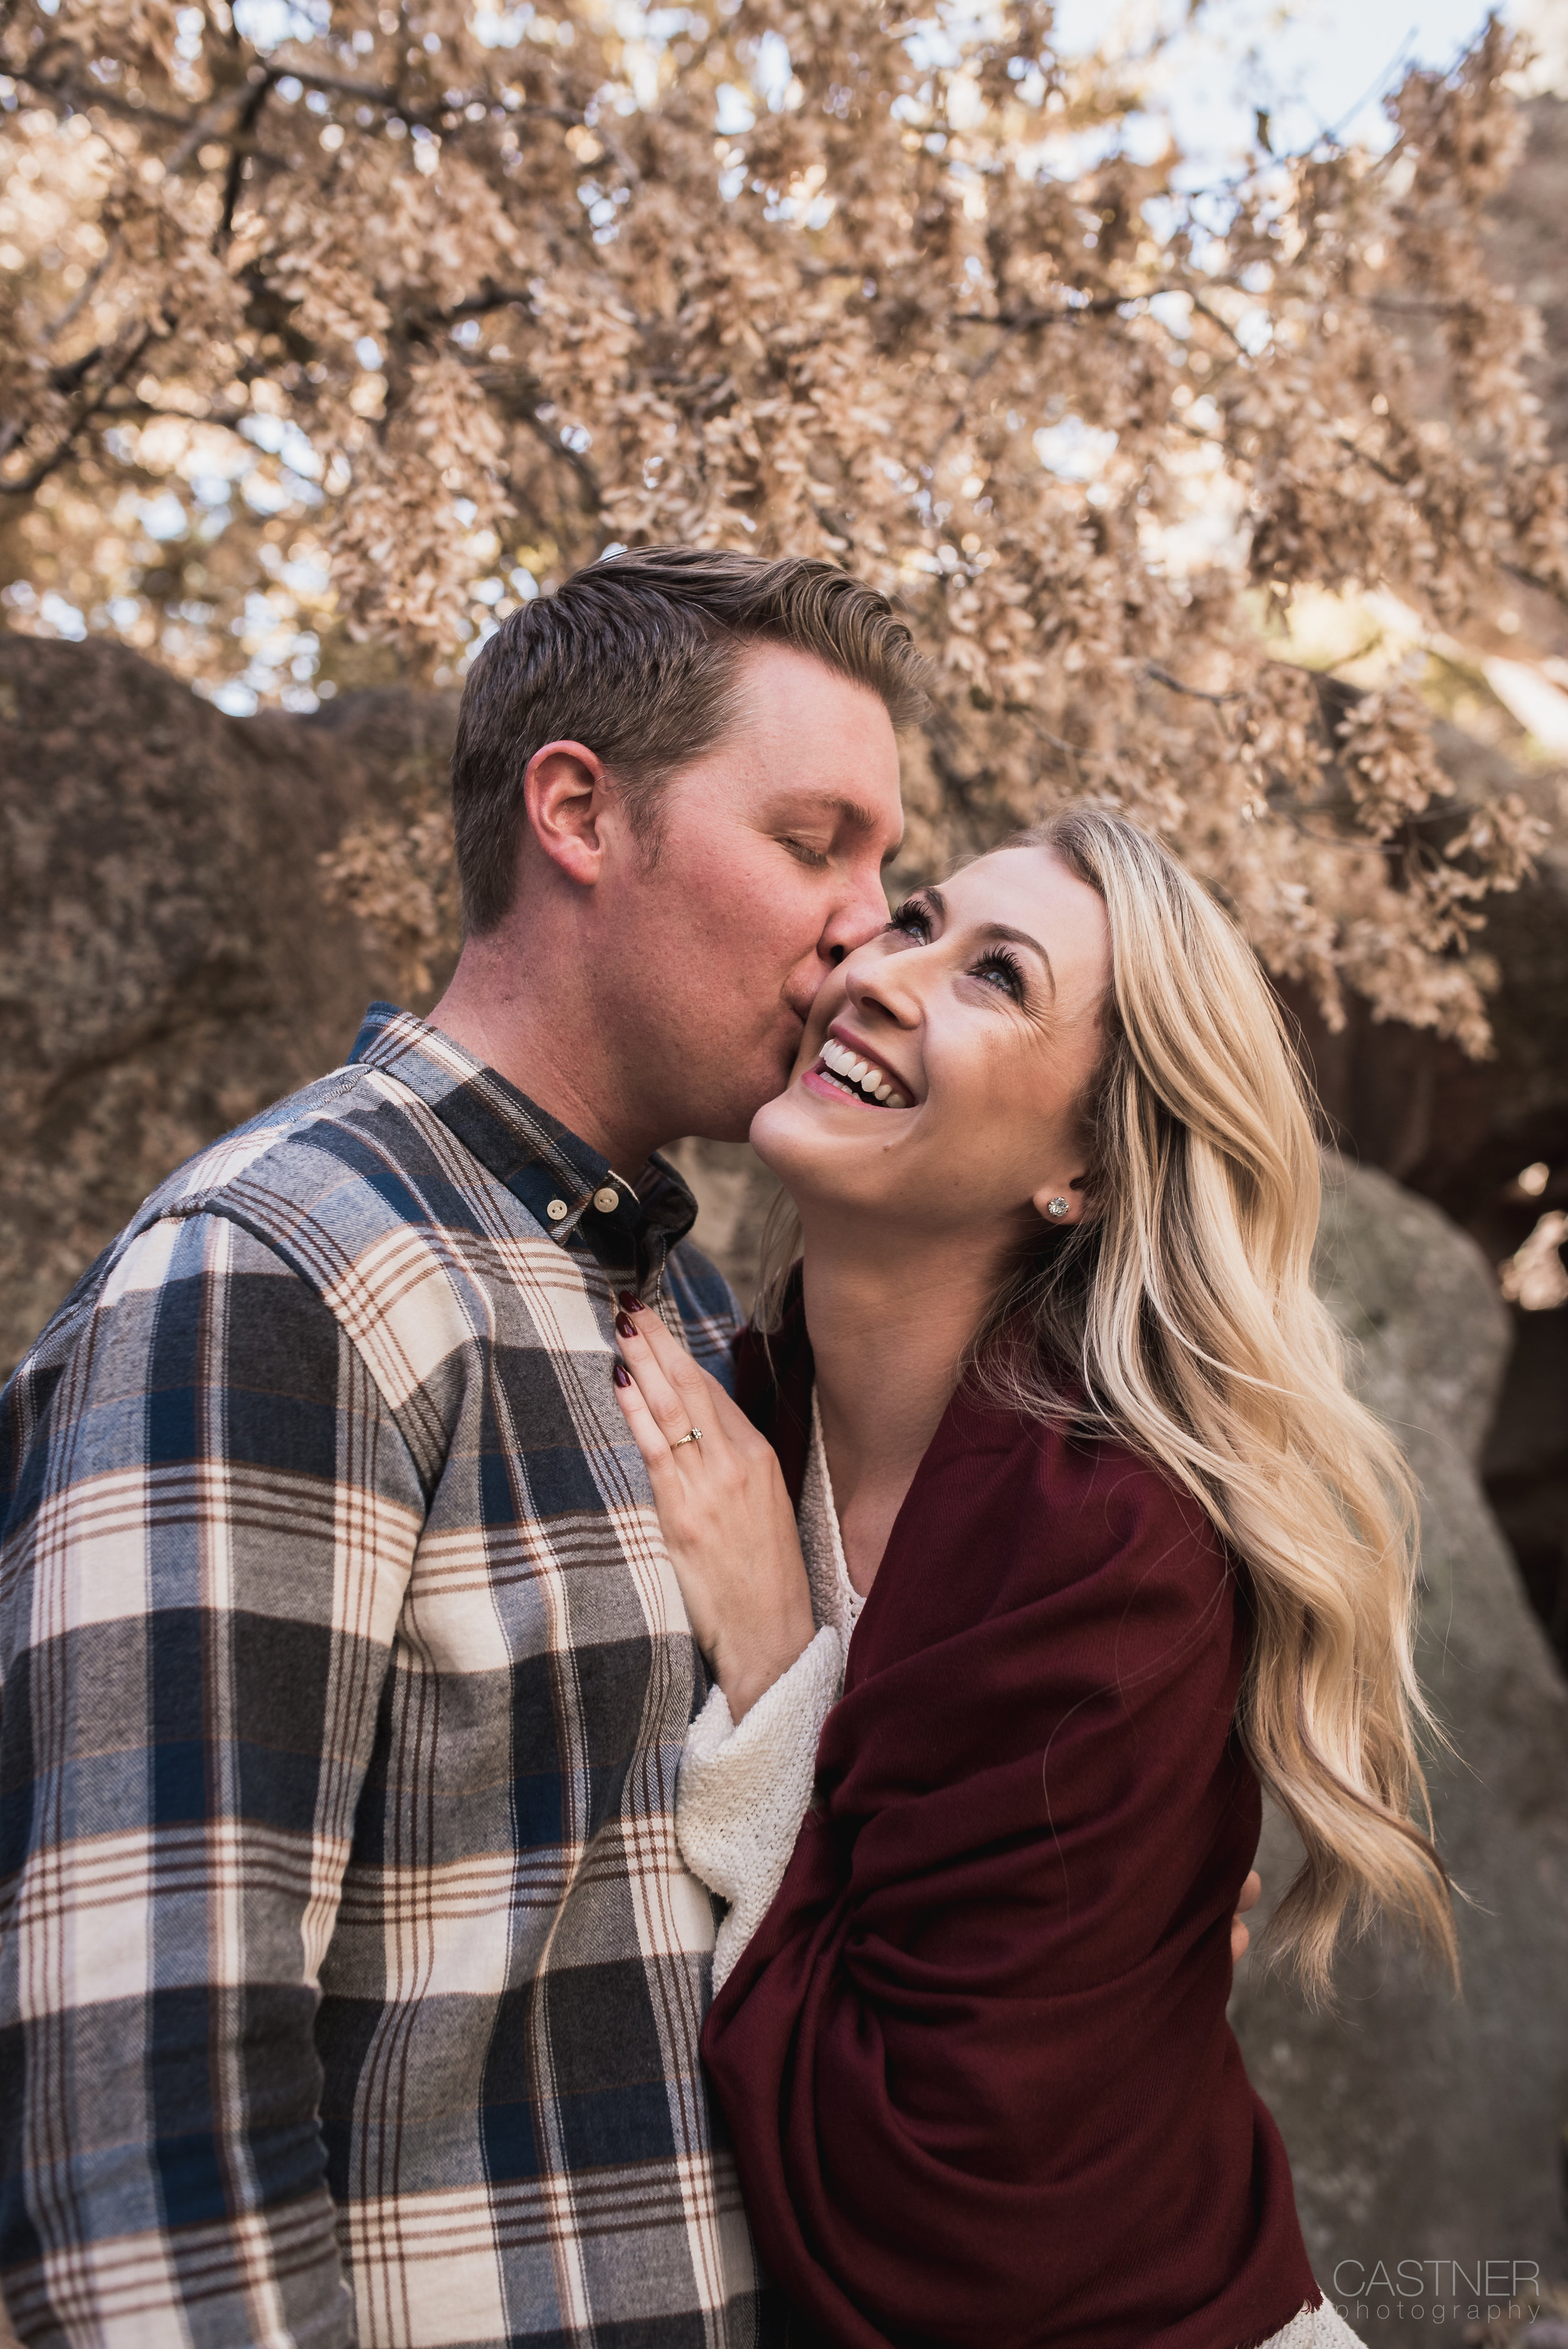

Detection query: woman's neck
xmin=800 ymin=1220 xmax=1001 ymax=1595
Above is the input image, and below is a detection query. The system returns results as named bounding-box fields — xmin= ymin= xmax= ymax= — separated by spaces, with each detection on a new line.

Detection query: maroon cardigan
xmin=704 ymin=1300 xmax=1319 ymax=2349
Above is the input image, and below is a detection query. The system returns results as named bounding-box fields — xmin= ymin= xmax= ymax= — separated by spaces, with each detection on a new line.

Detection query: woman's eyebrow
xmin=983 ymin=921 xmax=1055 ymax=977
xmin=975 ymin=913 xmax=1058 ymax=997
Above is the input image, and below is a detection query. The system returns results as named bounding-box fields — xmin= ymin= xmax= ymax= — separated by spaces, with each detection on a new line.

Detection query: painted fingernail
xmin=613 ymin=1361 xmax=632 ymax=1387
xmin=615 ymin=1312 xmax=637 ymax=1338
xmin=617 ymin=1290 xmax=643 ymax=1313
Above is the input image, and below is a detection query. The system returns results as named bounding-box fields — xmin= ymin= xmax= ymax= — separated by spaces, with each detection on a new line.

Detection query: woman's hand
xmin=612 ymin=1296 xmax=817 ymax=1721
xmin=1231 ymin=1869 xmax=1262 ymax=1963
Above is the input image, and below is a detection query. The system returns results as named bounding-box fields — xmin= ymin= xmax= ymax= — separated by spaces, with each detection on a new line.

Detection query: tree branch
xmin=6 ymin=53 xmax=585 ymax=146
xmin=97 ymin=395 xmax=252 ymax=431
xmin=1499 ymin=558 xmax=1568 ymax=610
xmin=517 ymin=410 xmax=602 ymax=510
xmin=40 ymin=240 xmax=119 ymax=346
xmin=164 ymin=74 xmax=258 ymax=175
xmin=1187 ymin=292 xmax=1249 ymax=354
xmin=949 ymin=294 xmax=1133 ymax=328
xmin=268 ymin=60 xmax=585 ymax=132
xmin=928 ymin=294 xmax=1142 ymax=464
xmin=1144 ymin=661 xmax=1248 ymax=706
xmin=220 ymin=77 xmax=274 ymax=237
xmin=1333 ymin=429 xmax=1409 ymax=487
xmin=6 ymin=60 xmax=191 ymax=127
xmin=0 ymin=325 xmax=157 ymax=496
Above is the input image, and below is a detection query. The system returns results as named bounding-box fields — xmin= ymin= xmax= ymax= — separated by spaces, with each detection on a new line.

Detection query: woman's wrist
xmin=712 ymin=1591 xmax=818 ymax=1722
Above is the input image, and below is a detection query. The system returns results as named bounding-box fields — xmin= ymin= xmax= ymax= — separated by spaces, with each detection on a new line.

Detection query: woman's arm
xmin=679 ymin=1621 xmax=845 ymax=1985
xmin=613 ymin=1300 xmax=844 ymax=1980
xmin=697 ymin=1410 xmax=1313 ymax=2349
xmin=611 ymin=1297 xmax=815 ymax=1718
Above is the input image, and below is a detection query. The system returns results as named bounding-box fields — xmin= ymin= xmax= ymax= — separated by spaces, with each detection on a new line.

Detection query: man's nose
xmin=821 ymin=869 xmax=891 ymax=965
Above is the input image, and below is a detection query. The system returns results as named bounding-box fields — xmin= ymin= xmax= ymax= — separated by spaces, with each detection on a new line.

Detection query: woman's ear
xmin=1029 ymin=1173 xmax=1092 ymax=1229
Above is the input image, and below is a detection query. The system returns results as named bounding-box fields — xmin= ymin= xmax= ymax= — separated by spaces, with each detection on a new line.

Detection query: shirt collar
xmin=347 ymin=1002 xmax=697 ymax=1287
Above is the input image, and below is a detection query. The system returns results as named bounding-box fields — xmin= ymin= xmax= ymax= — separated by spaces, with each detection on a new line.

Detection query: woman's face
xmin=750 ymin=844 xmax=1113 ymax=1243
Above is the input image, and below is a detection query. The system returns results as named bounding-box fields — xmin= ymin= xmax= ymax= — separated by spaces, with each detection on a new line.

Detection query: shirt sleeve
xmin=677 ymin=1626 xmax=844 ymax=1990
xmin=0 ymin=1208 xmax=424 ymax=2348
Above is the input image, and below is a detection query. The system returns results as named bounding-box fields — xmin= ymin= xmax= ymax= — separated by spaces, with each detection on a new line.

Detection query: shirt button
xmin=546 ymin=1199 xmax=569 ymax=1222
xmin=591 ymin=1185 xmax=620 ymax=1214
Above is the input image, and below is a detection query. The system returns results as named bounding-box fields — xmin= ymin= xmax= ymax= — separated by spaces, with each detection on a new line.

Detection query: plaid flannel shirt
xmin=0 ymin=1004 xmax=773 ymax=2349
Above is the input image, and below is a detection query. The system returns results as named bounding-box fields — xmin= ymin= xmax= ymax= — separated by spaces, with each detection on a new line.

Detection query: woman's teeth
xmin=818 ymin=1036 xmax=910 ymax=1108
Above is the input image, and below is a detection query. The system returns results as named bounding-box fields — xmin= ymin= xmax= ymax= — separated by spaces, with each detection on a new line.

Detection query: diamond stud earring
xmin=1046 ymin=1197 xmax=1071 ymax=1220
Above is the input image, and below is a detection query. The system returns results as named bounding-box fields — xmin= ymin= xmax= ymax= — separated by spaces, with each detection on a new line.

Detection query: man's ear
xmin=523 ymin=740 xmax=612 ymax=888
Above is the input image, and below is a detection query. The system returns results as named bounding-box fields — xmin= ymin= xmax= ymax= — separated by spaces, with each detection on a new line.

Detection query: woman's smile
xmin=802 ymin=1025 xmax=914 ymax=1110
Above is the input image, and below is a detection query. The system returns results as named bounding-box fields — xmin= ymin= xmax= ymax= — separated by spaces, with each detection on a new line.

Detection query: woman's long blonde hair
xmin=760 ymin=803 xmax=1457 ymax=1998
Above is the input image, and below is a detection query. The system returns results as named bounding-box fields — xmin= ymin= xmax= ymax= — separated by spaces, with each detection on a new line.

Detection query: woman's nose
xmin=843 ymin=948 xmax=920 ymax=1027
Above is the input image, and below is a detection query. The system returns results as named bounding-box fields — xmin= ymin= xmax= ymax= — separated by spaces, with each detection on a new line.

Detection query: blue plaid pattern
xmin=0 ymin=1005 xmax=768 ymax=2348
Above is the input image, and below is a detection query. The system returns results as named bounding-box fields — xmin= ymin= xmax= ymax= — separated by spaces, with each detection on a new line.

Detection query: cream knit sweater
xmin=677 ymin=1392 xmax=854 ymax=1991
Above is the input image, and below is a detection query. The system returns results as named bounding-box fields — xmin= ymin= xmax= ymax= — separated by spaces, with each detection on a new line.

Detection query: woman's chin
xmin=748 ymin=1084 xmax=807 ymax=1176
xmin=750 ymin=1073 xmax=900 ymax=1196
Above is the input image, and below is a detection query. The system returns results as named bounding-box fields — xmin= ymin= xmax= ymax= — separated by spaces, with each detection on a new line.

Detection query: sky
xmin=1047 ymin=0 xmax=1564 ymax=179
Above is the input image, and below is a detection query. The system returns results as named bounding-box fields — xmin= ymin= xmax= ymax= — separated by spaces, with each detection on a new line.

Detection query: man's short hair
xmin=449 ymin=546 xmax=932 ymax=935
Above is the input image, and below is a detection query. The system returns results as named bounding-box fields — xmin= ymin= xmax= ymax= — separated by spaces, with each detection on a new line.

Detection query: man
xmin=0 ymin=549 xmax=921 ymax=2347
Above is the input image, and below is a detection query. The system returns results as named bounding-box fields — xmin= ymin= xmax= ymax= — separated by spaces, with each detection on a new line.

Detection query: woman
xmin=610 ymin=807 xmax=1456 ymax=2349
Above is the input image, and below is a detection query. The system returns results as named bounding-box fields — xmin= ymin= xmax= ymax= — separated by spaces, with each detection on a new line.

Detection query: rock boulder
xmin=0 ymin=634 xmax=455 ymax=1377
xmin=1229 ymin=1162 xmax=1568 ymax=2345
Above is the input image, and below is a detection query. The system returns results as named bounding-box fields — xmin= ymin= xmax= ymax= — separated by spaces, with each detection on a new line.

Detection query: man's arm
xmin=0 ymin=1209 xmax=423 ymax=2347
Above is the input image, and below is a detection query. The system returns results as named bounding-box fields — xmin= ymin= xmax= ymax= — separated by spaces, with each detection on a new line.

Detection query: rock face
xmin=0 ymin=634 xmax=456 ymax=1378
xmin=1286 ymin=729 xmax=1568 ymax=1216
xmin=1228 ymin=1163 xmax=1568 ymax=2345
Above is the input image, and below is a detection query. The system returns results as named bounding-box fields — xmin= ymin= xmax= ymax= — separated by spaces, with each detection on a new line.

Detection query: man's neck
xmin=427 ymin=938 xmax=662 ymax=1176
xmin=800 ymin=1212 xmax=1004 ymax=1588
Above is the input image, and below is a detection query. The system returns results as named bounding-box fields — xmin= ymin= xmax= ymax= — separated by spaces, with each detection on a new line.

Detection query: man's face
xmin=599 ymin=644 xmax=905 ymax=1148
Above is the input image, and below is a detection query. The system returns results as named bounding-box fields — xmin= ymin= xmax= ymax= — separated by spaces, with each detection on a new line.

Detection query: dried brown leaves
xmin=1 ymin=0 xmax=1562 ymax=1047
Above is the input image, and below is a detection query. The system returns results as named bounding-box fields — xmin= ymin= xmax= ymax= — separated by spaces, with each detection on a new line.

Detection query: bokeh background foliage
xmin=3 ymin=0 xmax=1567 ymax=1046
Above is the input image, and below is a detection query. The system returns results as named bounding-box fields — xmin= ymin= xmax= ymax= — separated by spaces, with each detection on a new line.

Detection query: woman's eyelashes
xmin=973 ymin=946 xmax=1026 ymax=1002
xmin=782 ymin=837 xmax=830 ymax=867
xmin=885 ymin=900 xmax=1028 ymax=1004
xmin=887 ymin=896 xmax=933 ymax=941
